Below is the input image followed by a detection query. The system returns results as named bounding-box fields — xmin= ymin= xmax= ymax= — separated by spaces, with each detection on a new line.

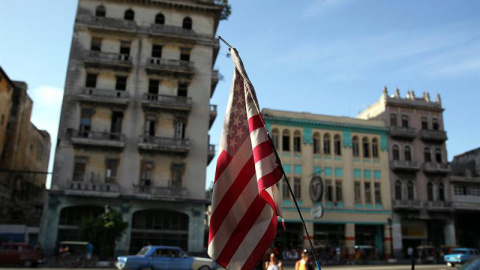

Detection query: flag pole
xmin=218 ymin=36 xmax=322 ymax=270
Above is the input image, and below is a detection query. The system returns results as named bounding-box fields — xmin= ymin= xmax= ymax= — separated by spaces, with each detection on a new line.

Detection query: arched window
xmin=293 ymin=130 xmax=301 ymax=152
xmin=390 ymin=114 xmax=397 ymax=127
xmin=432 ymin=118 xmax=439 ymax=130
xmin=182 ymin=17 xmax=192 ymax=30
xmin=395 ymin=180 xmax=402 ymax=200
xmin=96 ymin=5 xmax=106 ymax=17
xmin=323 ymin=134 xmax=331 ymax=154
xmin=427 ymin=182 xmax=434 ymax=201
xmin=424 ymin=147 xmax=431 ymax=162
xmin=393 ymin=145 xmax=400 ymax=161
xmin=313 ymin=132 xmax=320 ymax=154
xmin=282 ymin=130 xmax=290 ymax=151
xmin=421 ymin=117 xmax=428 ymax=130
xmin=334 ymin=134 xmax=341 ymax=156
xmin=401 ymin=115 xmax=409 ymax=128
xmin=372 ymin=138 xmax=379 ymax=158
xmin=352 ymin=136 xmax=359 ymax=157
xmin=435 ymin=148 xmax=442 ymax=163
xmin=404 ymin=145 xmax=412 ymax=161
xmin=362 ymin=137 xmax=370 ymax=158
xmin=271 ymin=129 xmax=279 ymax=149
xmin=407 ymin=181 xmax=414 ymax=200
xmin=155 ymin=13 xmax=165 ymax=24
xmin=439 ymin=183 xmax=445 ymax=201
xmin=124 ymin=9 xmax=135 ymax=21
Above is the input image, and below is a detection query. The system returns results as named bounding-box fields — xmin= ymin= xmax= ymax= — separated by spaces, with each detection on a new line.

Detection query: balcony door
xmin=110 ymin=111 xmax=123 ymax=139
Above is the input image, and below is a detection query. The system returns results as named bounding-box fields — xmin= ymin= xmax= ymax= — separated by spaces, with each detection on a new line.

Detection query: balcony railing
xmin=209 ymin=104 xmax=217 ymax=128
xmin=142 ymin=93 xmax=192 ymax=111
xmin=389 ymin=126 xmax=417 ymax=139
xmin=392 ymin=200 xmax=423 ymax=209
xmin=149 ymin=23 xmax=198 ymax=38
xmin=85 ymin=51 xmax=132 ymax=71
xmin=65 ymin=180 xmax=120 ymax=198
xmin=424 ymin=201 xmax=452 ymax=209
xmin=68 ymin=129 xmax=126 ymax=148
xmin=423 ymin=162 xmax=451 ymax=174
xmin=133 ymin=184 xmax=189 ymax=199
xmin=77 ymin=15 xmax=137 ymax=32
xmin=420 ymin=129 xmax=447 ymax=142
xmin=77 ymin=87 xmax=129 ymax=106
xmin=208 ymin=144 xmax=216 ymax=165
xmin=390 ymin=160 xmax=420 ymax=172
xmin=145 ymin=57 xmax=194 ymax=77
xmin=138 ymin=135 xmax=190 ymax=153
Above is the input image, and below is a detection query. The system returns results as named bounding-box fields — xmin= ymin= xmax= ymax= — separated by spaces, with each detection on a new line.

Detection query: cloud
xmin=303 ymin=0 xmax=349 ymax=18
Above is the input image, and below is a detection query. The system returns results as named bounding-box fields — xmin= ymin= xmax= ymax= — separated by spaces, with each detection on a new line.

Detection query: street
xmin=0 ymin=266 xmax=458 ymax=270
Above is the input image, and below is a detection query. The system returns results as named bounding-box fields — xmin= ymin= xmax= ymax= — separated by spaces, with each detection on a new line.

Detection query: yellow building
xmin=0 ymin=67 xmax=15 ymax=159
xmin=262 ymin=109 xmax=393 ymax=259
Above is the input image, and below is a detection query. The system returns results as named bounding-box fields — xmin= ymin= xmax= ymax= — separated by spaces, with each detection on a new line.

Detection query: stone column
xmin=38 ymin=193 xmax=60 ymax=257
xmin=188 ymin=204 xmax=206 ymax=252
xmin=392 ymin=213 xmax=403 ymax=258
xmin=345 ymin=223 xmax=355 ymax=260
xmin=384 ymin=225 xmax=392 ymax=259
xmin=115 ymin=201 xmax=132 ymax=256
xmin=444 ymin=218 xmax=456 ymax=246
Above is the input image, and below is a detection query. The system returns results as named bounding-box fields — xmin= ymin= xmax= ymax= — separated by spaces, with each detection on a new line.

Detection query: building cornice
xmin=97 ymin=0 xmax=223 ymax=14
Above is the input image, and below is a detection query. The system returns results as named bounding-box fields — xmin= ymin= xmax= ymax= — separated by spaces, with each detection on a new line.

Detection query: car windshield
xmin=137 ymin=247 xmax=150 ymax=256
xmin=459 ymin=258 xmax=480 ymax=270
xmin=453 ymin=249 xmax=467 ymax=254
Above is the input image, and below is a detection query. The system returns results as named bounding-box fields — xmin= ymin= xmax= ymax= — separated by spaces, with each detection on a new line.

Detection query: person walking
xmin=265 ymin=252 xmax=283 ymax=270
xmin=295 ymin=249 xmax=313 ymax=270
xmin=87 ymin=242 xmax=94 ymax=260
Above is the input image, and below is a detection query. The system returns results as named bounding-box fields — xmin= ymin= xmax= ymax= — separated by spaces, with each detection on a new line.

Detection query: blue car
xmin=444 ymin=248 xmax=480 ymax=267
xmin=116 ymin=246 xmax=217 ymax=270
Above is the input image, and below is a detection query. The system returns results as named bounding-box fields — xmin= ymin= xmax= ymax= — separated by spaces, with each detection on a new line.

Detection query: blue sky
xmin=1 ymin=0 xmax=479 ymax=189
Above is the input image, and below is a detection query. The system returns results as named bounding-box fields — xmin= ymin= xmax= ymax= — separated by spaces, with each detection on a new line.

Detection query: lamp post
xmin=387 ymin=218 xmax=395 ymax=259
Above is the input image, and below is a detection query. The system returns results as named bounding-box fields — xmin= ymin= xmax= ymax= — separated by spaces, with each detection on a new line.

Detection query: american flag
xmin=208 ymin=49 xmax=284 ymax=270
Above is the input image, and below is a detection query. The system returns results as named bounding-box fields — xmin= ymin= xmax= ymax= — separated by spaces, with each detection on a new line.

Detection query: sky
xmin=1 ymin=0 xmax=479 ymax=189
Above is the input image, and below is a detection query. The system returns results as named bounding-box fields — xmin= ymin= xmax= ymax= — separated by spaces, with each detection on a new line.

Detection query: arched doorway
xmin=58 ymin=205 xmax=103 ymax=241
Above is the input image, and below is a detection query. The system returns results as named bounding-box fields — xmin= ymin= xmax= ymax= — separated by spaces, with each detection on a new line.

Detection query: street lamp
xmin=387 ymin=218 xmax=395 ymax=259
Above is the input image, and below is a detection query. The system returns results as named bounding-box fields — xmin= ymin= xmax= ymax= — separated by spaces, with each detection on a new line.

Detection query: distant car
xmin=0 ymin=242 xmax=44 ymax=267
xmin=115 ymin=246 xmax=217 ymax=270
xmin=444 ymin=248 xmax=480 ymax=267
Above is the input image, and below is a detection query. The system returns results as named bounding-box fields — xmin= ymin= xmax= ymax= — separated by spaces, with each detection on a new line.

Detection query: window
xmin=424 ymin=147 xmax=431 ymax=162
xmin=421 ymin=117 xmax=428 ymax=130
xmin=271 ymin=129 xmax=279 ymax=149
xmin=149 ymin=79 xmax=159 ymax=94
xmin=171 ymin=163 xmax=185 ymax=189
xmin=401 ymin=115 xmax=409 ymax=128
xmin=144 ymin=115 xmax=156 ymax=137
xmin=140 ymin=162 xmax=153 ymax=186
xmin=110 ymin=111 xmax=123 ymax=135
xmin=395 ymin=180 xmax=402 ymax=200
xmin=73 ymin=157 xmax=87 ymax=181
xmin=432 ymin=118 xmax=439 ymax=130
xmin=180 ymin=49 xmax=190 ymax=62
xmin=334 ymin=134 xmax=341 ymax=156
xmin=91 ymin=38 xmax=101 ymax=52
xmin=313 ymin=133 xmax=320 ymax=154
xmin=282 ymin=179 xmax=290 ymax=198
xmin=438 ymin=183 xmax=445 ymax=201
xmin=293 ymin=131 xmax=301 ymax=152
xmin=294 ymin=178 xmax=301 ymax=199
xmin=175 ymin=121 xmax=186 ymax=139
xmin=85 ymin=73 xmax=97 ymax=88
xmin=352 ymin=136 xmax=359 ymax=157
xmin=335 ymin=180 xmax=343 ymax=202
xmin=325 ymin=180 xmax=333 ymax=201
xmin=106 ymin=159 xmax=119 ymax=182
xmin=390 ymin=114 xmax=397 ymax=127
xmin=365 ymin=182 xmax=372 ymax=203
xmin=407 ymin=181 xmax=414 ymax=200
xmin=155 ymin=13 xmax=165 ymax=24
xmin=178 ymin=83 xmax=188 ymax=97
xmin=115 ymin=76 xmax=127 ymax=91
xmin=152 ymin=45 xmax=162 ymax=58
xmin=323 ymin=134 xmax=331 ymax=154
xmin=124 ymin=9 xmax=135 ymax=21
xmin=95 ymin=5 xmax=106 ymax=17
xmin=372 ymin=138 xmax=379 ymax=158
xmin=79 ymin=108 xmax=93 ymax=136
xmin=404 ymin=146 xmax=412 ymax=161
xmin=374 ymin=183 xmax=382 ymax=204
xmin=427 ymin=182 xmax=434 ymax=201
xmin=354 ymin=182 xmax=361 ymax=203
xmin=454 ymin=185 xmax=466 ymax=196
xmin=182 ymin=17 xmax=192 ymax=30
xmin=282 ymin=130 xmax=290 ymax=151
xmin=120 ymin=41 xmax=131 ymax=56
xmin=362 ymin=137 xmax=370 ymax=158
xmin=435 ymin=148 xmax=442 ymax=163
xmin=392 ymin=145 xmax=400 ymax=160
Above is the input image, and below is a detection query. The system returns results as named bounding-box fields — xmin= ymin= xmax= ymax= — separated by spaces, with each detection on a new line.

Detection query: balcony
xmin=133 ymin=184 xmax=189 ymax=199
xmin=77 ymin=87 xmax=129 ymax=107
xmin=209 ymin=105 xmax=217 ymax=128
xmin=145 ymin=57 xmax=194 ymax=78
xmin=149 ymin=23 xmax=200 ymax=40
xmin=84 ymin=51 xmax=132 ymax=72
xmin=423 ymin=162 xmax=451 ymax=175
xmin=141 ymin=93 xmax=192 ymax=112
xmin=392 ymin=200 xmax=423 ymax=209
xmin=68 ymin=129 xmax=125 ymax=149
xmin=390 ymin=160 xmax=420 ymax=172
xmin=77 ymin=15 xmax=137 ymax=33
xmin=138 ymin=135 xmax=190 ymax=154
xmin=65 ymin=181 xmax=120 ymax=198
xmin=420 ymin=129 xmax=447 ymax=143
xmin=389 ymin=126 xmax=417 ymax=140
xmin=211 ymin=70 xmax=219 ymax=97
xmin=423 ymin=200 xmax=453 ymax=210
xmin=208 ymin=144 xmax=216 ymax=165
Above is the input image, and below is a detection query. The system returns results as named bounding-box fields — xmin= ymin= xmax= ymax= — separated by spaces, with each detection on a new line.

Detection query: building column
xmin=444 ymin=218 xmax=456 ymax=246
xmin=392 ymin=213 xmax=403 ymax=258
xmin=115 ymin=202 xmax=132 ymax=256
xmin=188 ymin=204 xmax=205 ymax=253
xmin=384 ymin=225 xmax=392 ymax=259
xmin=38 ymin=193 xmax=60 ymax=257
xmin=303 ymin=221 xmax=314 ymax=248
xmin=345 ymin=223 xmax=355 ymax=260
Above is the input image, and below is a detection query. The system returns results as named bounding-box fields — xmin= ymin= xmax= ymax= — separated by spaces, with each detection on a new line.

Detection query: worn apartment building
xmin=358 ymin=88 xmax=455 ymax=258
xmin=262 ymin=109 xmax=393 ymax=259
xmin=39 ymin=0 xmax=222 ymax=256
xmin=0 ymin=67 xmax=51 ymax=243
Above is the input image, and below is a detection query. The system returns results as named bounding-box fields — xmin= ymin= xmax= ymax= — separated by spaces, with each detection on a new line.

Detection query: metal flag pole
xmin=217 ymin=36 xmax=322 ymax=270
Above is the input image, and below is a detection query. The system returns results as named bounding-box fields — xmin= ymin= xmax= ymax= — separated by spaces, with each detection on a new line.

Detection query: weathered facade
xmin=358 ymin=88 xmax=455 ymax=258
xmin=262 ymin=109 xmax=393 ymax=259
xmin=39 ymin=0 xmax=222 ymax=257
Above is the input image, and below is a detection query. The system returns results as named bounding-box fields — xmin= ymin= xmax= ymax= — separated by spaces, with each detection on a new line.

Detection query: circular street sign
xmin=309 ymin=175 xmax=324 ymax=202
xmin=311 ymin=204 xmax=324 ymax=219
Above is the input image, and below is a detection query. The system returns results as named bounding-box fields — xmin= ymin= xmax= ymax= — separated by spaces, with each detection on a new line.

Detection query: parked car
xmin=116 ymin=246 xmax=217 ymax=270
xmin=0 ymin=242 xmax=44 ymax=267
xmin=416 ymin=245 xmax=435 ymax=264
xmin=458 ymin=256 xmax=480 ymax=270
xmin=444 ymin=248 xmax=480 ymax=267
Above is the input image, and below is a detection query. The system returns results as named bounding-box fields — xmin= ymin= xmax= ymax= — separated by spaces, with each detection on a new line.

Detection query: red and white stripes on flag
xmin=208 ymin=49 xmax=284 ymax=270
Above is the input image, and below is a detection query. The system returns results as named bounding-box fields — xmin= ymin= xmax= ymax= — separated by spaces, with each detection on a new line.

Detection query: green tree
xmin=216 ymin=0 xmax=232 ymax=20
xmin=79 ymin=209 xmax=128 ymax=260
